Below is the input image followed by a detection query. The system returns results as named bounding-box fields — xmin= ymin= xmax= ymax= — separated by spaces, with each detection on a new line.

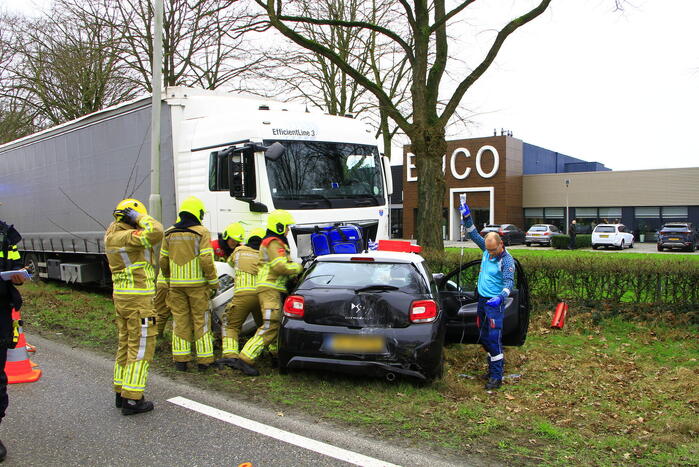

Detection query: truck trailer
xmin=0 ymin=87 xmax=393 ymax=284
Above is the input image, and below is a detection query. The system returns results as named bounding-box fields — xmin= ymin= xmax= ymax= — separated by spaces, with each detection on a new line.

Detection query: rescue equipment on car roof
xmin=377 ymin=239 xmax=422 ymax=253
xmin=551 ymin=301 xmax=568 ymax=329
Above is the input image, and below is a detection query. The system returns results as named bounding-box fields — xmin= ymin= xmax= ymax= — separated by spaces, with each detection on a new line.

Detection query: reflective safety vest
xmin=256 ymin=237 xmax=301 ymax=292
xmin=227 ymin=244 xmax=259 ymax=295
xmin=105 ymin=215 xmax=164 ymax=295
xmin=0 ymin=245 xmax=20 ymax=262
xmin=159 ymin=224 xmax=218 ymax=288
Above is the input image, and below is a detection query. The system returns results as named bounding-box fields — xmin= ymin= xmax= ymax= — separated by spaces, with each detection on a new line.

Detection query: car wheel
xmin=525 ymin=242 xmax=531 ymax=247
xmin=657 ymin=245 xmax=663 ymax=252
xmin=629 ymin=241 xmax=633 ymax=248
xmin=426 ymin=350 xmax=444 ymax=383
xmin=618 ymin=240 xmax=625 ymax=250
xmin=592 ymin=244 xmax=598 ymax=250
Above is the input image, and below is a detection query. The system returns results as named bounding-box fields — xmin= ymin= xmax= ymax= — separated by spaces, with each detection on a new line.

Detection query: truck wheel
xmin=24 ymin=253 xmax=41 ymax=281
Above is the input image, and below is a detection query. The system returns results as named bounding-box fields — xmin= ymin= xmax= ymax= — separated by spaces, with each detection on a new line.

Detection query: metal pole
xmin=565 ymin=178 xmax=570 ymax=234
xmin=149 ymin=0 xmax=163 ymax=220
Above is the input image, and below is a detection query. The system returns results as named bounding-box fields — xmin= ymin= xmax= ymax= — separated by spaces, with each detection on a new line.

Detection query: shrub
xmin=551 ymin=234 xmax=592 ymax=249
xmin=425 ymin=250 xmax=699 ymax=308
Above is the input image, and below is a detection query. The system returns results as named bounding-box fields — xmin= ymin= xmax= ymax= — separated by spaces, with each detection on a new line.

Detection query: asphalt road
xmin=2 ymin=335 xmax=476 ymax=467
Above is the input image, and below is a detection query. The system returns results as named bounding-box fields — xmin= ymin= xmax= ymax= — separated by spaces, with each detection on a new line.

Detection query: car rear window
xmin=300 ymin=261 xmax=428 ymax=294
xmin=663 ymin=225 xmax=690 ymax=232
xmin=595 ymin=226 xmax=616 ymax=233
xmin=529 ymin=226 xmax=547 ymax=231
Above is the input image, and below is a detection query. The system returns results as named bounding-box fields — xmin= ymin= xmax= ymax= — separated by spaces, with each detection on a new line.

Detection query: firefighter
xmin=231 ymin=210 xmax=301 ymax=376
xmin=460 ymin=200 xmax=514 ymax=390
xmin=105 ymin=199 xmax=163 ymax=414
xmin=0 ymin=218 xmax=27 ymax=458
xmin=159 ymin=196 xmax=218 ymax=371
xmin=217 ymin=227 xmax=266 ymax=361
xmin=154 ymin=276 xmax=170 ymax=337
xmin=211 ymin=223 xmax=243 ymax=259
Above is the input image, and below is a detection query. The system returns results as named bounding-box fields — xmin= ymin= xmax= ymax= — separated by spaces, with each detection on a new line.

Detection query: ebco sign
xmin=405 ymin=145 xmax=500 ymax=182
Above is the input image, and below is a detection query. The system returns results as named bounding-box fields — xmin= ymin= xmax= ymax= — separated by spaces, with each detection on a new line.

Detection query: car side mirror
xmin=432 ymin=273 xmax=444 ymax=283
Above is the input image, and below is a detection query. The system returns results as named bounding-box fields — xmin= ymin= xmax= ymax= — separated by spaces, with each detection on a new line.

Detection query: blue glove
xmin=486 ymin=296 xmax=502 ymax=307
xmin=122 ymin=207 xmax=141 ymax=223
xmin=459 ymin=201 xmax=471 ymax=218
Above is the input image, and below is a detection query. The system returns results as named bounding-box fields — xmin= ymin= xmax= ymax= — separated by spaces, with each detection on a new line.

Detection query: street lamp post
xmin=149 ymin=0 xmax=164 ymax=220
xmin=565 ymin=178 xmax=571 ymax=234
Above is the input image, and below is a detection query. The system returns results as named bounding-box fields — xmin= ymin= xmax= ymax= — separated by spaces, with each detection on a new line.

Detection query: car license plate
xmin=327 ymin=335 xmax=386 ymax=353
xmin=532 ymin=233 xmax=541 ymax=236
xmin=600 ymin=235 xmax=609 ymax=238
xmin=670 ymin=237 xmax=680 ymax=241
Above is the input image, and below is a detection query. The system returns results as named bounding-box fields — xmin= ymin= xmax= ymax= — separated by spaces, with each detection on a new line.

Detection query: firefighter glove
xmin=486 ymin=296 xmax=502 ymax=307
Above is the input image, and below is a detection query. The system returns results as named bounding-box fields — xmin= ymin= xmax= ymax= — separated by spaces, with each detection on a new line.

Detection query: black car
xmin=278 ymin=250 xmax=530 ymax=382
xmin=657 ymin=223 xmax=697 ymax=252
xmin=479 ymin=224 xmax=526 ymax=246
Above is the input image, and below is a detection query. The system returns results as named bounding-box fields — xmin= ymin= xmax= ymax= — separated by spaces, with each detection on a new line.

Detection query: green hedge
xmin=551 ymin=234 xmax=592 ymax=249
xmin=423 ymin=250 xmax=699 ymax=308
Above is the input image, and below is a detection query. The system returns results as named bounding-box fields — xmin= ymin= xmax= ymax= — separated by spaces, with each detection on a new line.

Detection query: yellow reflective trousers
xmin=167 ymin=286 xmax=214 ymax=364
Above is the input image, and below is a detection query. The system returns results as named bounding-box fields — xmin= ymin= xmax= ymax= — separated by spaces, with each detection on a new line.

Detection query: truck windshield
xmin=263 ymin=140 xmax=384 ymax=210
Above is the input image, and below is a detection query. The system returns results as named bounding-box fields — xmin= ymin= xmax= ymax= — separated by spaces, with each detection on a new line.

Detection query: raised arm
xmin=460 ymin=202 xmax=486 ymax=251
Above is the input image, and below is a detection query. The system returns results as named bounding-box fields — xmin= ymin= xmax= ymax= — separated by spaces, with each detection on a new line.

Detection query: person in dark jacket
xmin=0 ymin=219 xmax=28 ymax=460
xmin=569 ymin=220 xmax=577 ymax=250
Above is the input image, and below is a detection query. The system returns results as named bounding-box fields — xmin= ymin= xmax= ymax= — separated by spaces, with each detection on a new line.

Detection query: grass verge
xmin=19 ymin=280 xmax=699 ymax=466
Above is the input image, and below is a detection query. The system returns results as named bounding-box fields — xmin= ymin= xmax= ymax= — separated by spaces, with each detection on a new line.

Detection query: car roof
xmin=315 ymin=250 xmax=425 ymax=265
xmin=595 ymin=223 xmax=624 ymax=227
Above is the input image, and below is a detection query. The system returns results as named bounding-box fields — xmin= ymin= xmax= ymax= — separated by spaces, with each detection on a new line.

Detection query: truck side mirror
xmin=228 ymin=149 xmax=256 ymax=200
xmin=264 ymin=142 xmax=285 ymax=161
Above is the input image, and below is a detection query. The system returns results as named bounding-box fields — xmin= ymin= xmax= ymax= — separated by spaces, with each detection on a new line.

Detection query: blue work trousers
xmin=477 ymin=296 xmax=504 ymax=381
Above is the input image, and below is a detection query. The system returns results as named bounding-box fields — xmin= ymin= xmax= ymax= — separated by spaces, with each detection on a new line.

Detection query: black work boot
xmin=197 ymin=364 xmax=210 ymax=372
xmin=121 ymin=397 xmax=154 ymax=415
xmin=485 ymin=378 xmax=502 ymax=390
xmin=175 ymin=361 xmax=188 ymax=372
xmin=115 ymin=393 xmax=123 ymax=408
xmin=0 ymin=439 xmax=7 ymax=461
xmin=269 ymin=354 xmax=279 ymax=369
xmin=230 ymin=358 xmax=260 ymax=376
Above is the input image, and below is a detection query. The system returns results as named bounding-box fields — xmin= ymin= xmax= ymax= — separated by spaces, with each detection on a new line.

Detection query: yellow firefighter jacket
xmin=256 ymin=237 xmax=301 ymax=292
xmin=105 ymin=215 xmax=164 ymax=295
xmin=159 ymin=224 xmax=218 ymax=288
xmin=227 ymin=244 xmax=260 ymax=295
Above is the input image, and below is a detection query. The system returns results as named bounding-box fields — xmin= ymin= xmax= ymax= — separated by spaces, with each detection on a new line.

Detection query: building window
xmin=598 ymin=207 xmax=622 ymax=223
xmin=544 ymin=207 xmax=564 ymax=230
xmin=634 ymin=207 xmax=661 ymax=242
xmin=524 ymin=208 xmax=543 ymax=217
xmin=573 ymin=207 xmax=597 ymax=234
xmin=390 ymin=208 xmax=403 ymax=238
xmin=662 ymin=206 xmax=688 ymax=219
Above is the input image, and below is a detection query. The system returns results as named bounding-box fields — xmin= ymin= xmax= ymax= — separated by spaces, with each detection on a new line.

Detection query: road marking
xmin=168 ymin=396 xmax=400 ymax=467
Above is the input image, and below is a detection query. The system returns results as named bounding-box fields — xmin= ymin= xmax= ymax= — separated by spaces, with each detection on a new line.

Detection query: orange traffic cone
xmin=5 ymin=309 xmax=42 ymax=384
xmin=551 ymin=302 xmax=568 ymax=329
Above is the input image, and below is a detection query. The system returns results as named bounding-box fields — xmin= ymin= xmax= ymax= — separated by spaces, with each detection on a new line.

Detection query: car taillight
xmin=543 ymin=231 xmax=550 ymax=236
xmin=498 ymin=229 xmax=504 ymax=235
xmin=283 ymin=295 xmax=305 ymax=319
xmin=410 ymin=300 xmax=437 ymax=323
xmin=351 ymin=257 xmax=374 ymax=261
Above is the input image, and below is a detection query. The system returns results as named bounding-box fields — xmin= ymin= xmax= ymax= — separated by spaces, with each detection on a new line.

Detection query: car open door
xmin=438 ymin=258 xmax=530 ymax=346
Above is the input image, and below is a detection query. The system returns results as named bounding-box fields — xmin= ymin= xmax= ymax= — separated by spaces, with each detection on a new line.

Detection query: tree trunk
xmin=410 ymin=126 xmax=447 ymax=251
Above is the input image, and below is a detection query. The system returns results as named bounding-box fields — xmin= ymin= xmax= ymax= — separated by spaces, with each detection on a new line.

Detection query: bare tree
xmin=253 ymin=0 xmax=412 ymax=160
xmin=59 ymin=0 xmax=266 ymax=92
xmin=2 ymin=5 xmax=139 ymax=126
xmin=254 ymin=0 xmax=553 ymax=250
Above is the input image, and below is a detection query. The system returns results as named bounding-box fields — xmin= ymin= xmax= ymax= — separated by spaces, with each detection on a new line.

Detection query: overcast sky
xmin=2 ymin=0 xmax=697 ymax=171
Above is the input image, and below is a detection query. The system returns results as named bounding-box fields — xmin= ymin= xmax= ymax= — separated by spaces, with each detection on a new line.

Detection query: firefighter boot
xmin=0 ymin=439 xmax=7 ymax=461
xmin=230 ymin=358 xmax=260 ymax=376
xmin=115 ymin=392 xmax=123 ymax=408
xmin=122 ymin=397 xmax=155 ymax=415
xmin=197 ymin=364 xmax=210 ymax=372
xmin=175 ymin=361 xmax=188 ymax=372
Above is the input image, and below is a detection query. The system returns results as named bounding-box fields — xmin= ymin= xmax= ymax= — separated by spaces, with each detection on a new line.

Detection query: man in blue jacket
xmin=460 ymin=201 xmax=515 ymax=390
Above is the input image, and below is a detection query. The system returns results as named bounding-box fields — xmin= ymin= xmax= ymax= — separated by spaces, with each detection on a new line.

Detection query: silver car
xmin=525 ymin=224 xmax=563 ymax=246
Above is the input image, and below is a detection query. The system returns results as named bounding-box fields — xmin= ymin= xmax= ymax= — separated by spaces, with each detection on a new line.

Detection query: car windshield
xmin=595 ymin=226 xmax=616 ymax=233
xmin=264 ymin=140 xmax=384 ymax=210
xmin=300 ymin=261 xmax=428 ymax=294
xmin=529 ymin=226 xmax=547 ymax=232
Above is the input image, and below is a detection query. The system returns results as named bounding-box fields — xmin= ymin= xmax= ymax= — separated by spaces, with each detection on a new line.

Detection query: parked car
xmin=657 ymin=223 xmax=698 ymax=252
xmin=591 ymin=224 xmax=634 ymax=250
xmin=524 ymin=224 xmax=563 ymax=246
xmin=278 ymin=246 xmax=531 ymax=382
xmin=479 ymin=224 xmax=526 ymax=246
